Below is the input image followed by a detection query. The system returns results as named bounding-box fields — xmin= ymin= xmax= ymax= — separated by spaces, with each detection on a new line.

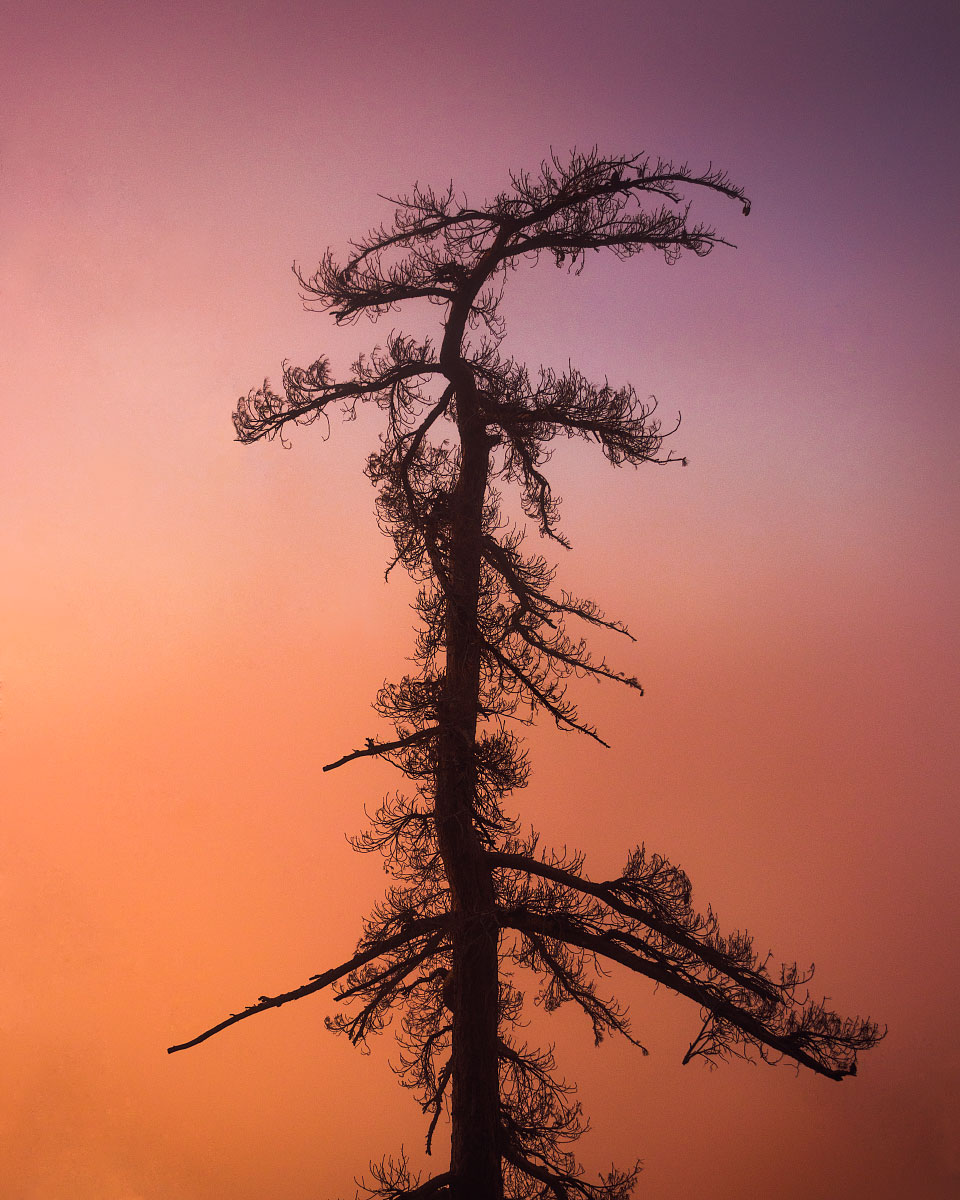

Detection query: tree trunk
xmin=434 ymin=349 xmax=503 ymax=1200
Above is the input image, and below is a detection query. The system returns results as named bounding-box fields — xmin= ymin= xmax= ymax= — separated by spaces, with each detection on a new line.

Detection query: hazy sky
xmin=3 ymin=1 xmax=959 ymax=1197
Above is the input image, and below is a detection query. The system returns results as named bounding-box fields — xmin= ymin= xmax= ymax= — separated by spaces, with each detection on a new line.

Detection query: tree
xmin=168 ymin=149 xmax=882 ymax=1200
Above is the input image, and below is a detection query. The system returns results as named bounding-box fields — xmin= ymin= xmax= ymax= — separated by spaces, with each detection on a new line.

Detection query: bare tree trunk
xmin=434 ymin=347 xmax=503 ymax=1199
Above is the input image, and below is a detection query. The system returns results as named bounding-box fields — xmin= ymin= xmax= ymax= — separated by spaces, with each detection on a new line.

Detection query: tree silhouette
xmin=168 ymin=149 xmax=882 ymax=1200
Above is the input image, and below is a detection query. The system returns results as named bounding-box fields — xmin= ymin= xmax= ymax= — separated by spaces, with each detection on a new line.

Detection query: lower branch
xmin=167 ymin=917 xmax=446 ymax=1054
xmin=359 ymin=1152 xmax=453 ymax=1200
xmin=499 ymin=909 xmax=879 ymax=1080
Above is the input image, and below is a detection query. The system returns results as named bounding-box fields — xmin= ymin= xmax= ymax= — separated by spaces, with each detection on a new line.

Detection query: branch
xmin=331 ymin=932 xmax=447 ymax=1046
xmin=502 ymin=1143 xmax=637 ymax=1200
xmin=234 ymin=355 xmax=441 ymax=444
xmin=424 ymin=1058 xmax=452 ymax=1156
xmin=167 ymin=917 xmax=446 ymax=1054
xmin=488 ymin=154 xmax=749 ymax=274
xmin=489 ymin=851 xmax=777 ymax=1004
xmin=482 ymin=536 xmax=635 ymax=641
xmin=323 ymin=726 xmax=440 ymax=772
xmin=499 ymin=909 xmax=871 ymax=1080
xmin=359 ymin=1151 xmax=453 ymax=1199
xmin=344 ymin=207 xmax=500 ymax=268
xmin=513 ymin=622 xmax=642 ymax=693
xmin=524 ymin=930 xmax=646 ymax=1051
xmin=502 ymin=1145 xmax=581 ymax=1199
xmin=400 ymin=1174 xmax=452 ymax=1200
xmin=480 ymin=635 xmax=610 ymax=745
xmin=510 ymin=155 xmax=748 ymax=229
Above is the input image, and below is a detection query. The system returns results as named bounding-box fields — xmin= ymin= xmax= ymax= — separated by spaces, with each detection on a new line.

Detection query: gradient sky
xmin=3 ymin=1 xmax=959 ymax=1197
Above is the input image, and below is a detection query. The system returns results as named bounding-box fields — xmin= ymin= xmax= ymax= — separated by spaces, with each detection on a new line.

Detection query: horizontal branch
xmin=499 ymin=908 xmax=858 ymax=1080
xmin=234 ymin=358 xmax=441 ymax=444
xmin=346 ymin=206 xmax=500 ymax=266
xmin=323 ymin=726 xmax=440 ymax=772
xmin=167 ymin=917 xmax=446 ymax=1054
xmin=504 ymin=158 xmax=748 ymax=235
xmin=489 ymin=850 xmax=777 ymax=1004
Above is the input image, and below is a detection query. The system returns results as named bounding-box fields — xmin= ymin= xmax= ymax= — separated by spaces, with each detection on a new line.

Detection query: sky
xmin=2 ymin=0 xmax=959 ymax=1196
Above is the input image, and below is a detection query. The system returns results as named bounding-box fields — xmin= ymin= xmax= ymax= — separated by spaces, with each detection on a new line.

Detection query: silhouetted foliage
xmin=169 ymin=149 xmax=882 ymax=1200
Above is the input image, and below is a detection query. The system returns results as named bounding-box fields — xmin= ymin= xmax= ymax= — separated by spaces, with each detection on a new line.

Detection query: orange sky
xmin=3 ymin=1 xmax=959 ymax=1197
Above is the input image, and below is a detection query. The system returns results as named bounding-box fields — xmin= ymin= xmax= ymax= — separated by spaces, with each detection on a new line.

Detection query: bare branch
xmin=489 ymin=850 xmax=778 ymax=1004
xmin=167 ymin=917 xmax=446 ymax=1054
xmin=499 ymin=908 xmax=880 ymax=1081
xmin=324 ymin=727 xmax=440 ymax=773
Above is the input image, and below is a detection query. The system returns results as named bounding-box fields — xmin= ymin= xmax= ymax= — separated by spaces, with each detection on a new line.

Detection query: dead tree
xmin=168 ymin=149 xmax=882 ymax=1200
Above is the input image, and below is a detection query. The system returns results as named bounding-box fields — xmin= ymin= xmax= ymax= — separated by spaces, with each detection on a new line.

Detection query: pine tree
xmin=169 ymin=150 xmax=882 ymax=1200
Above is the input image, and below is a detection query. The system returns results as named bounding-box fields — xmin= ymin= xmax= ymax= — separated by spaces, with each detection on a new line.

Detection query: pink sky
xmin=2 ymin=1 xmax=958 ymax=1196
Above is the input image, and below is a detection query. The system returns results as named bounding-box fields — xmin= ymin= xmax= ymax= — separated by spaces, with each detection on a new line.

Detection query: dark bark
xmin=435 ymin=287 xmax=504 ymax=1199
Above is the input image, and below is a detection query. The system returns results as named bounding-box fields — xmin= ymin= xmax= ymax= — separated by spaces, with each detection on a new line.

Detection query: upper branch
xmin=484 ymin=149 xmax=749 ymax=274
xmin=233 ymin=339 xmax=441 ymax=444
xmin=287 ymin=148 xmax=749 ymax=329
